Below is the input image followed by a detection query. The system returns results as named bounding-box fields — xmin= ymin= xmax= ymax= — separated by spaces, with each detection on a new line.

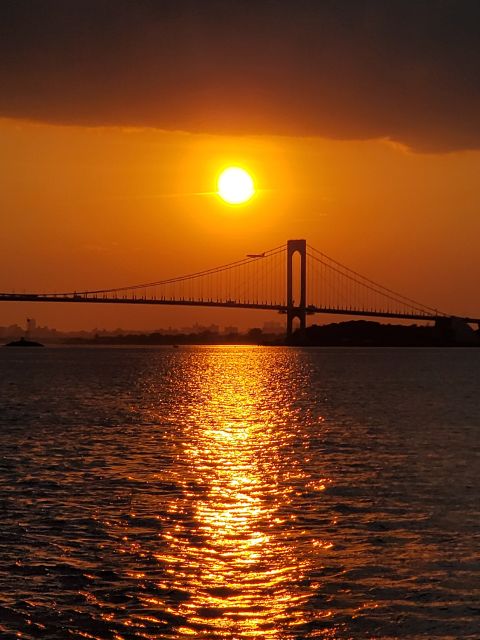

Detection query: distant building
xmin=263 ymin=321 xmax=284 ymax=335
xmin=27 ymin=318 xmax=37 ymax=337
xmin=223 ymin=326 xmax=239 ymax=335
xmin=181 ymin=323 xmax=220 ymax=334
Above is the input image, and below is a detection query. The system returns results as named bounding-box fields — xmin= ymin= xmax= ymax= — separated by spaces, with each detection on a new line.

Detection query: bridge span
xmin=1 ymin=240 xmax=479 ymax=335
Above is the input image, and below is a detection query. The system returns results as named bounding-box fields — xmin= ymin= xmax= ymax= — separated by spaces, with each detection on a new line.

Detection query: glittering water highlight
xmin=0 ymin=346 xmax=479 ymax=639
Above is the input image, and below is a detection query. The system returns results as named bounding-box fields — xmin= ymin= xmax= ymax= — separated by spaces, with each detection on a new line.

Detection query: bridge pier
xmin=286 ymin=239 xmax=307 ymax=338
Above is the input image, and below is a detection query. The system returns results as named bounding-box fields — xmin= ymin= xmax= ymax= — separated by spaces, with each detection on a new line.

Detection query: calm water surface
xmin=0 ymin=346 xmax=479 ymax=639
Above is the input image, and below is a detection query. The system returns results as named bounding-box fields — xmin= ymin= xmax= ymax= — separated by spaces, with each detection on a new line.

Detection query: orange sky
xmin=1 ymin=117 xmax=479 ymax=331
xmin=1 ymin=2 xmax=479 ymax=332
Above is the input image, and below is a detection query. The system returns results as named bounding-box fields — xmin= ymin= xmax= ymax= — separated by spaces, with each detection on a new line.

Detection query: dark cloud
xmin=0 ymin=0 xmax=479 ymax=151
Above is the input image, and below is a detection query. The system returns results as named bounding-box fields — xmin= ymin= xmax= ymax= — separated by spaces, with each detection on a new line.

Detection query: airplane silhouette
xmin=246 ymin=252 xmax=265 ymax=258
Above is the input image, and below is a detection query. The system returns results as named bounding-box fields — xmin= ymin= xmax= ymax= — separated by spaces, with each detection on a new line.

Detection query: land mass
xmin=4 ymin=337 xmax=44 ymax=347
xmin=61 ymin=320 xmax=479 ymax=347
xmin=288 ymin=319 xmax=479 ymax=347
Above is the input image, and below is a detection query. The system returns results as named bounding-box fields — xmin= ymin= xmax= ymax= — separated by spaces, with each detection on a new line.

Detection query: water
xmin=0 ymin=346 xmax=479 ymax=639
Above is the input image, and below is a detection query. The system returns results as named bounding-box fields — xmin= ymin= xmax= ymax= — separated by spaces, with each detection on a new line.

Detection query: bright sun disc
xmin=217 ymin=167 xmax=255 ymax=205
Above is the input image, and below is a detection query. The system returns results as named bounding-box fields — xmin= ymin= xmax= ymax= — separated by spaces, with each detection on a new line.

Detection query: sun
xmin=217 ymin=167 xmax=255 ymax=205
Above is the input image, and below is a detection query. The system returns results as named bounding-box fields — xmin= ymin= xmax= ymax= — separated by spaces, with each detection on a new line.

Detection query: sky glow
xmin=0 ymin=1 xmax=479 ymax=330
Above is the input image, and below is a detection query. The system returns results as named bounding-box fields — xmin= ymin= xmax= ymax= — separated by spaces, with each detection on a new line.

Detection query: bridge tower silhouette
xmin=1 ymin=237 xmax=480 ymax=337
xmin=286 ymin=239 xmax=307 ymax=337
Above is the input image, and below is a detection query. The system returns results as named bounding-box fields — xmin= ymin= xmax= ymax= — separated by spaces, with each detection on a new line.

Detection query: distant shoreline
xmin=3 ymin=320 xmax=479 ymax=348
xmin=62 ymin=320 xmax=479 ymax=347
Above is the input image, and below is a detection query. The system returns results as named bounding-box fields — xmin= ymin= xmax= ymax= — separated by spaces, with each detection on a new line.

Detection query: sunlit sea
xmin=0 ymin=346 xmax=479 ymax=640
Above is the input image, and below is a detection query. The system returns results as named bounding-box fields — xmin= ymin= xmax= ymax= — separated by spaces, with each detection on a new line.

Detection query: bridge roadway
xmin=1 ymin=293 xmax=479 ymax=325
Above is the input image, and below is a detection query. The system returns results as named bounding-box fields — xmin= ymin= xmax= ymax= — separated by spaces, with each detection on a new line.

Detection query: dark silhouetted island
xmin=288 ymin=320 xmax=480 ymax=347
xmin=4 ymin=337 xmax=44 ymax=347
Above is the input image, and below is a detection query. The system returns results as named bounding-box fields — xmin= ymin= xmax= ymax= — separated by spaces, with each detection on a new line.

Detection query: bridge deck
xmin=1 ymin=293 xmax=478 ymax=324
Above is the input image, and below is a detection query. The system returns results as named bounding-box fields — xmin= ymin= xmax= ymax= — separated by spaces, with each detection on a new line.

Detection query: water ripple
xmin=0 ymin=346 xmax=479 ymax=638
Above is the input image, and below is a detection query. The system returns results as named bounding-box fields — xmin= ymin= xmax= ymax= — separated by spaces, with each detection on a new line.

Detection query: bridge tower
xmin=287 ymin=239 xmax=307 ymax=337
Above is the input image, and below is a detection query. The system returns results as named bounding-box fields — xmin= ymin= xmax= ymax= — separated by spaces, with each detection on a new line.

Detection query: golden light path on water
xmin=2 ymin=347 xmax=479 ymax=639
xmin=148 ymin=348 xmax=333 ymax=638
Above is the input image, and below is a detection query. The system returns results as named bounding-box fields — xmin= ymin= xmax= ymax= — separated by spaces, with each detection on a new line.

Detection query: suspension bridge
xmin=1 ymin=239 xmax=478 ymax=336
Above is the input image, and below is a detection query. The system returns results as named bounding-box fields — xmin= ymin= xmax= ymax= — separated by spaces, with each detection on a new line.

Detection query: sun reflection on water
xmin=151 ymin=348 xmax=329 ymax=638
xmin=2 ymin=347 xmax=478 ymax=639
